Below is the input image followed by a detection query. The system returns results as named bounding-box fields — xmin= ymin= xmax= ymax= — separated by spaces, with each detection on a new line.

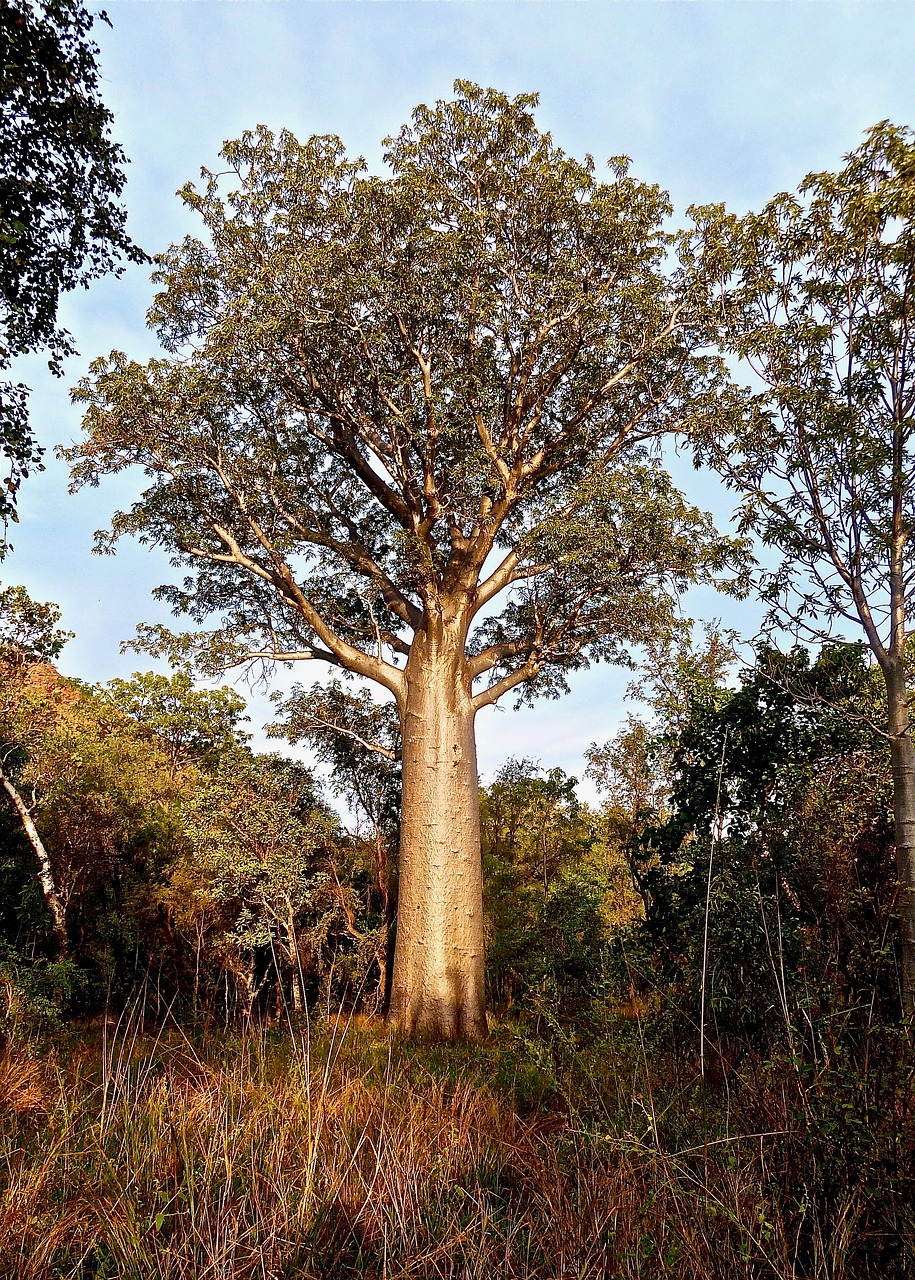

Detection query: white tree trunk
xmin=288 ymin=907 xmax=304 ymax=1015
xmin=1 ymin=771 xmax=68 ymax=954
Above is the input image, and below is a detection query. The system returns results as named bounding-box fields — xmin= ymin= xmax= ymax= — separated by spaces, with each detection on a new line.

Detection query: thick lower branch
xmin=471 ymin=653 xmax=542 ymax=712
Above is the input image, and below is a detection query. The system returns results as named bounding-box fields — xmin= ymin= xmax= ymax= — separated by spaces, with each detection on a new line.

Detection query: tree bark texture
xmin=1 ymin=771 xmax=68 ymax=954
xmin=886 ymin=662 xmax=915 ymax=1017
xmin=386 ymin=631 xmax=487 ymax=1041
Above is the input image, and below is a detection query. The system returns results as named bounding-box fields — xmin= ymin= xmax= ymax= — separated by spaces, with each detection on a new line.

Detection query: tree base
xmin=385 ymin=993 xmax=488 ymax=1043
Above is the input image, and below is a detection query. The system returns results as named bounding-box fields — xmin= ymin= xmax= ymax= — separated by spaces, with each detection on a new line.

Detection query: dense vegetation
xmin=1 ymin=589 xmax=912 ymax=1276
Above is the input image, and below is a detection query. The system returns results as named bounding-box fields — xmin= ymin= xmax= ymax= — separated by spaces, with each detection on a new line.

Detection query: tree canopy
xmin=0 ymin=0 xmax=141 ymax=547
xmin=688 ymin=121 xmax=915 ymax=659
xmin=69 ymin=82 xmax=736 ymax=705
xmin=102 ymin=669 xmax=249 ymax=776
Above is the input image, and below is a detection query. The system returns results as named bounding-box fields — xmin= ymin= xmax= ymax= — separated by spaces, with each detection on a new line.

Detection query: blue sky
xmin=6 ymin=0 xmax=915 ymax=792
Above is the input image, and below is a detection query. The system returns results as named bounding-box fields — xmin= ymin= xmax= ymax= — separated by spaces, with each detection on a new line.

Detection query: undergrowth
xmin=0 ymin=1012 xmax=912 ymax=1279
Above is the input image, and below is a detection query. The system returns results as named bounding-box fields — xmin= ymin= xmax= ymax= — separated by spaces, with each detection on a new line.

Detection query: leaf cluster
xmin=686 ymin=121 xmax=915 ymax=658
xmin=0 ymin=0 xmax=142 ymax=543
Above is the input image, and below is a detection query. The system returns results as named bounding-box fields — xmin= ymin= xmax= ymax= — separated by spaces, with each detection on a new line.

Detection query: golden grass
xmin=0 ymin=1017 xmax=909 ymax=1279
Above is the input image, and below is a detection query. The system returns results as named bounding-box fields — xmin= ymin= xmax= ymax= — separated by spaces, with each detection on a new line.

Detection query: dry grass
xmin=0 ymin=1016 xmax=910 ymax=1279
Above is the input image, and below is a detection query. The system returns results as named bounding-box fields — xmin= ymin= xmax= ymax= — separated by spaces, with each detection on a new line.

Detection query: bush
xmin=0 ymin=943 xmax=81 ymax=1045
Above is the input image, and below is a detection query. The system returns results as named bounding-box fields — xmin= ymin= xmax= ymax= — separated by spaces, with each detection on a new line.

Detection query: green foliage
xmin=0 ymin=583 xmax=72 ymax=666
xmin=685 ymin=120 xmax=915 ymax=1016
xmin=101 ymin=669 xmax=249 ymax=774
xmin=687 ymin=121 xmax=915 ymax=657
xmin=272 ymin=678 xmax=401 ymax=844
xmin=2 ymin=668 xmax=190 ymax=997
xmin=585 ymin=625 xmax=740 ymax=903
xmin=0 ymin=941 xmax=81 ymax=1043
xmin=174 ymin=751 xmax=383 ymax=1016
xmin=0 ymin=618 xmax=389 ymax=1022
xmin=482 ymin=759 xmax=617 ymax=1028
xmin=0 ymin=0 xmax=143 ymax=545
xmin=625 ymin=643 xmax=898 ymax=1043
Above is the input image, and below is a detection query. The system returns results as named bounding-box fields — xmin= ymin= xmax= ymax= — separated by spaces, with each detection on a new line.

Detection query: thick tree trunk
xmin=886 ymin=662 xmax=915 ymax=1017
xmin=1 ymin=771 xmax=68 ymax=955
xmin=386 ymin=632 xmax=487 ymax=1040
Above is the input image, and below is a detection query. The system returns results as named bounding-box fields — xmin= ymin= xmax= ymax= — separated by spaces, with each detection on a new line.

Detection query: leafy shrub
xmin=0 ymin=943 xmax=81 ymax=1044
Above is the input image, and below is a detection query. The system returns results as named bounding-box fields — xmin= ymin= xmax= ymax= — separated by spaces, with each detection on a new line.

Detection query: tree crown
xmin=68 ymin=83 xmax=739 ymax=708
xmin=686 ymin=121 xmax=915 ymax=662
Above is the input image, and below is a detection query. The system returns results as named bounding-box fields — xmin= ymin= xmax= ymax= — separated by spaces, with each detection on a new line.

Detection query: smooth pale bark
xmin=386 ymin=628 xmax=487 ymax=1041
xmin=885 ymin=661 xmax=915 ymax=1017
xmin=1 ymin=771 xmax=68 ymax=954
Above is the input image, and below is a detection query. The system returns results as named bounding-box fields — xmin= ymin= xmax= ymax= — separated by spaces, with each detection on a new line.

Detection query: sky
xmin=6 ymin=0 xmax=915 ymax=797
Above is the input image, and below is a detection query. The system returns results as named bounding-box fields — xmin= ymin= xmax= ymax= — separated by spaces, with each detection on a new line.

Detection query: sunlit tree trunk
xmin=1 ymin=771 xmax=68 ymax=955
xmin=886 ymin=660 xmax=915 ymax=1017
xmin=386 ymin=624 xmax=487 ymax=1041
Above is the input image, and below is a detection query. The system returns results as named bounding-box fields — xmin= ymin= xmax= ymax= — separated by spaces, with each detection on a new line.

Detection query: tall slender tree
xmin=67 ymin=84 xmax=738 ymax=1038
xmin=687 ymin=122 xmax=915 ymax=1014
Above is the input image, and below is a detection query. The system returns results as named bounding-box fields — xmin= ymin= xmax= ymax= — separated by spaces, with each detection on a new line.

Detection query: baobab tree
xmin=67 ymin=84 xmax=738 ymax=1038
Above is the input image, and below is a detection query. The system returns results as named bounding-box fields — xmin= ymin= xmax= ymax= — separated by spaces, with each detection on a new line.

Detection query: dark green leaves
xmin=0 ymin=0 xmax=143 ymax=549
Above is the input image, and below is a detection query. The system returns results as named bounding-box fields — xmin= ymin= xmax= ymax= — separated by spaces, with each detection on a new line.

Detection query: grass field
xmin=1 ymin=1009 xmax=912 ymax=1279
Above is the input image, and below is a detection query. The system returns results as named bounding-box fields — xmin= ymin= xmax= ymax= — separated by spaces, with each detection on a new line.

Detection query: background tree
xmin=480 ymin=758 xmax=618 ymax=1026
xmin=482 ymin=758 xmax=588 ymax=902
xmin=0 ymin=0 xmax=142 ymax=548
xmin=626 ymin=644 xmax=896 ymax=1054
xmin=1 ymin=656 xmax=186 ymax=977
xmin=585 ymin=625 xmax=737 ymax=861
xmin=67 ymin=83 xmax=740 ymax=1039
xmin=0 ymin=585 xmax=72 ymax=948
xmin=175 ymin=751 xmax=378 ymax=1018
xmin=271 ymin=679 xmax=401 ymax=1008
xmin=0 ymin=582 xmax=72 ymax=666
xmin=687 ymin=122 xmax=915 ymax=1013
xmin=102 ymin=669 xmax=249 ymax=778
